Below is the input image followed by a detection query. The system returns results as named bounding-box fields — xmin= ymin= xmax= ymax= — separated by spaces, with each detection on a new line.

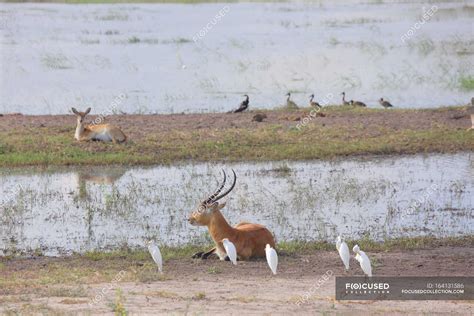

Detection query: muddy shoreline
xmin=1 ymin=244 xmax=473 ymax=314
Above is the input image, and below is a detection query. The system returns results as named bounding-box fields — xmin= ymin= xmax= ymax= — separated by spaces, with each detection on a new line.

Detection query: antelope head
xmin=71 ymin=107 xmax=91 ymax=126
xmin=188 ymin=169 xmax=236 ymax=226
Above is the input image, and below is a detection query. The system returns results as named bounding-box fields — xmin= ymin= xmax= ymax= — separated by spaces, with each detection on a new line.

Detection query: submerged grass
xmin=0 ymin=107 xmax=472 ymax=167
xmin=460 ymin=75 xmax=474 ymax=91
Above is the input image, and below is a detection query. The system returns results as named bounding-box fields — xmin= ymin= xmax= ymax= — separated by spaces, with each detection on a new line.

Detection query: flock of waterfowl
xmin=69 ymin=93 xmax=473 ymax=143
xmin=231 ymin=91 xmax=394 ymax=113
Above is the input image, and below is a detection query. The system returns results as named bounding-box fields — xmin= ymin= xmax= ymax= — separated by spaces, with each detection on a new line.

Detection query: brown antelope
xmin=188 ymin=170 xmax=276 ymax=261
xmin=469 ymin=97 xmax=474 ymax=131
xmin=71 ymin=107 xmax=126 ymax=143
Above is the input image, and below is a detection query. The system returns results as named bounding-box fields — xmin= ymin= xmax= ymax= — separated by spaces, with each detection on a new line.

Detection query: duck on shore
xmin=341 ymin=92 xmax=350 ymax=106
xmin=309 ymin=94 xmax=321 ymax=109
xmin=232 ymin=95 xmax=250 ymax=113
xmin=285 ymin=93 xmax=299 ymax=109
xmin=350 ymin=100 xmax=367 ymax=107
xmin=252 ymin=113 xmax=267 ymax=122
xmin=379 ymin=98 xmax=393 ymax=108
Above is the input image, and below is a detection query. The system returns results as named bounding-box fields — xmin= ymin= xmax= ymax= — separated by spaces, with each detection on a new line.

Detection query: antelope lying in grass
xmin=469 ymin=97 xmax=474 ymax=131
xmin=72 ymin=107 xmax=126 ymax=143
xmin=188 ymin=170 xmax=276 ymax=261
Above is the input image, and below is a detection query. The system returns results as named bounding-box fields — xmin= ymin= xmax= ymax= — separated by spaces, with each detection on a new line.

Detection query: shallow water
xmin=0 ymin=153 xmax=472 ymax=256
xmin=0 ymin=1 xmax=473 ymax=115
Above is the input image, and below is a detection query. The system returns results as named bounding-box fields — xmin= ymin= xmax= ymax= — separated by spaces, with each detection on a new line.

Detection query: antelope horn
xmin=212 ymin=169 xmax=236 ymax=202
xmin=203 ymin=169 xmax=226 ymax=205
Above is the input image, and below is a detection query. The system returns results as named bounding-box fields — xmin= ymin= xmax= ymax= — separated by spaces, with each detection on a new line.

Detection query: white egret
xmin=265 ymin=244 xmax=278 ymax=275
xmin=147 ymin=240 xmax=163 ymax=273
xmin=336 ymin=236 xmax=350 ymax=271
xmin=222 ymin=238 xmax=237 ymax=265
xmin=353 ymin=244 xmax=372 ymax=277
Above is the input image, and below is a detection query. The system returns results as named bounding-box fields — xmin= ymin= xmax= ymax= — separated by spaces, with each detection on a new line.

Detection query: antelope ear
xmin=85 ymin=107 xmax=91 ymax=115
xmin=71 ymin=107 xmax=79 ymax=115
xmin=209 ymin=201 xmax=225 ymax=212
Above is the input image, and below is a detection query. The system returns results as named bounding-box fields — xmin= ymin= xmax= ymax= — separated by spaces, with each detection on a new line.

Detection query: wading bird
xmin=309 ymin=94 xmax=321 ymax=109
xmin=188 ymin=170 xmax=276 ymax=261
xmin=265 ymin=244 xmax=278 ymax=275
xmin=233 ymin=95 xmax=249 ymax=113
xmin=222 ymin=238 xmax=237 ymax=265
xmin=285 ymin=93 xmax=299 ymax=109
xmin=341 ymin=92 xmax=350 ymax=106
xmin=336 ymin=236 xmax=350 ymax=271
xmin=379 ymin=98 xmax=393 ymax=108
xmin=147 ymin=240 xmax=163 ymax=273
xmin=353 ymin=244 xmax=372 ymax=277
xmin=71 ymin=107 xmax=126 ymax=143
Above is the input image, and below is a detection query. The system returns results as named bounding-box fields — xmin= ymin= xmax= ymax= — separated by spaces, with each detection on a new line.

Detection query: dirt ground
xmin=0 ymin=107 xmax=471 ymax=138
xmin=1 ymin=246 xmax=473 ymax=315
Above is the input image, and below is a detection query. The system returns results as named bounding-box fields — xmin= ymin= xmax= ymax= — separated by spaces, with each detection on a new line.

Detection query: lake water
xmin=0 ymin=153 xmax=472 ymax=256
xmin=0 ymin=1 xmax=473 ymax=115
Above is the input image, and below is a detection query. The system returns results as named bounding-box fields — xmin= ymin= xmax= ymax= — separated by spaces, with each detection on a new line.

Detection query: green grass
xmin=111 ymin=289 xmax=128 ymax=316
xmin=0 ymin=107 xmax=472 ymax=167
xmin=277 ymin=235 xmax=474 ymax=254
xmin=460 ymin=75 xmax=474 ymax=91
xmin=83 ymin=244 xmax=203 ymax=261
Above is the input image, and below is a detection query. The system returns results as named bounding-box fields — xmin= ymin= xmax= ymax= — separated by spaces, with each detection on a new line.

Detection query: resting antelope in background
xmin=469 ymin=97 xmax=474 ymax=131
xmin=188 ymin=170 xmax=276 ymax=261
xmin=72 ymin=107 xmax=127 ymax=143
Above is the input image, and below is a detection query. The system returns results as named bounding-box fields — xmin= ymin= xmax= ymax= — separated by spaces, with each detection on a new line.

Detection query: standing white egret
xmin=265 ymin=244 xmax=278 ymax=275
xmin=336 ymin=236 xmax=350 ymax=271
xmin=353 ymin=244 xmax=372 ymax=277
xmin=222 ymin=238 xmax=237 ymax=265
xmin=147 ymin=240 xmax=163 ymax=273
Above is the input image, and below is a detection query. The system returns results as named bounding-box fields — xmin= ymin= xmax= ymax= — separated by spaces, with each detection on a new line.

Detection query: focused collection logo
xmin=336 ymin=277 xmax=473 ymax=300
xmin=345 ymin=282 xmax=390 ymax=294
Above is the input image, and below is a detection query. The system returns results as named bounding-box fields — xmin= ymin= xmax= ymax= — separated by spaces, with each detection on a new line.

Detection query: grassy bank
xmin=0 ymin=106 xmax=472 ymax=167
